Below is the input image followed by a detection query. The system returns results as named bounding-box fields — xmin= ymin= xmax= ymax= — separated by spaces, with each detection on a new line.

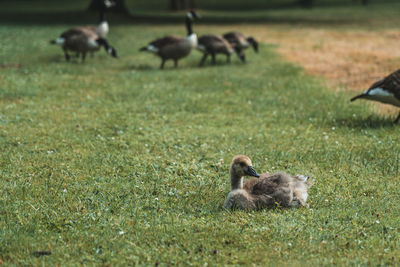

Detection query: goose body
xmin=224 ymin=155 xmax=312 ymax=210
xmin=223 ymin=32 xmax=258 ymax=62
xmin=80 ymin=21 xmax=109 ymax=39
xmin=197 ymin=34 xmax=244 ymax=65
xmin=350 ymin=69 xmax=400 ymax=123
xmin=140 ymin=11 xmax=199 ymax=69
xmin=50 ymin=28 xmax=117 ymax=61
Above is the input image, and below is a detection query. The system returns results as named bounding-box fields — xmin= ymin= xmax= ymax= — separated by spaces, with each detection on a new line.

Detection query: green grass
xmin=1 ymin=4 xmax=400 ymax=266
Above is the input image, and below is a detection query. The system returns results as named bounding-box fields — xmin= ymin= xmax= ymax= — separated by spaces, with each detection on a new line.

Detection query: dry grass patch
xmin=224 ymin=25 xmax=400 ymax=117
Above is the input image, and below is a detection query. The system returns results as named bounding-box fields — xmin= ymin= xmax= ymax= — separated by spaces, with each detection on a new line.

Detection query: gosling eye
xmin=239 ymin=162 xmax=246 ymax=167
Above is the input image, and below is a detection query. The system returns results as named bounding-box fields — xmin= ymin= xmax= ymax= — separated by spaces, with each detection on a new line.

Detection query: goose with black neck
xmin=139 ymin=11 xmax=200 ymax=69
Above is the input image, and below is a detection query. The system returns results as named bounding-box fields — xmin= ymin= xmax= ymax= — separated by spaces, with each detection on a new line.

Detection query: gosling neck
xmin=230 ymin=167 xmax=243 ymax=190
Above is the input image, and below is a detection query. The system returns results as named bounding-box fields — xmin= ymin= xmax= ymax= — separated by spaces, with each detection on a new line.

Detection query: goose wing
xmin=198 ymin=34 xmax=232 ymax=52
xmin=252 ymin=173 xmax=290 ymax=195
xmin=223 ymin=32 xmax=247 ymax=47
xmin=148 ymin=35 xmax=184 ymax=49
xmin=251 ymin=173 xmax=293 ymax=207
xmin=61 ymin=28 xmax=98 ymax=40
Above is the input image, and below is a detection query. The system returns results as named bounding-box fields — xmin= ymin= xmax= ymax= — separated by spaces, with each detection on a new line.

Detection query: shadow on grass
xmin=41 ymin=54 xmax=85 ymax=64
xmin=333 ymin=116 xmax=396 ymax=129
xmin=121 ymin=64 xmax=155 ymax=71
xmin=120 ymin=60 xmax=245 ymax=71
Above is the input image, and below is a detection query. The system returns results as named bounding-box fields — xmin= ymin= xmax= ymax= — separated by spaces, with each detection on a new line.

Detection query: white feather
xmin=87 ymin=39 xmax=99 ymax=48
xmin=97 ymin=21 xmax=109 ymax=38
xmin=55 ymin=38 xmax=65 ymax=45
xmin=146 ymin=45 xmax=159 ymax=53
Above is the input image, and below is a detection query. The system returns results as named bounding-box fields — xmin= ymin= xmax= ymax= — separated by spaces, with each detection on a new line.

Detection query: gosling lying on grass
xmin=224 ymin=155 xmax=312 ymax=210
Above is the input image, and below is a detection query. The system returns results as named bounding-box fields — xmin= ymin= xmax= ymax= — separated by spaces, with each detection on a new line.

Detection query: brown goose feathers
xmin=351 ymin=69 xmax=400 ymax=123
xmin=197 ymin=34 xmax=243 ymax=65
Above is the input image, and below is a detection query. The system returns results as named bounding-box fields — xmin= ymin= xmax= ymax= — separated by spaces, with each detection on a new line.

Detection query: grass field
xmin=1 ymin=2 xmax=400 ymax=266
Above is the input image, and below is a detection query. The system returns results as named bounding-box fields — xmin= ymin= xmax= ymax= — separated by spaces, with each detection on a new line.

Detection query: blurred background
xmin=1 ymin=0 xmax=398 ymax=24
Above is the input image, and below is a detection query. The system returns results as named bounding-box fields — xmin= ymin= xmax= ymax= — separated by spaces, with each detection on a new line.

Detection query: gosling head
xmin=230 ymin=155 xmax=260 ymax=178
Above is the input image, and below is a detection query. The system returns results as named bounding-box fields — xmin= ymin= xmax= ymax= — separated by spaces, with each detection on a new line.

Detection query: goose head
xmin=186 ymin=10 xmax=200 ymax=21
xmin=102 ymin=0 xmax=115 ymax=9
xmin=246 ymin=37 xmax=258 ymax=53
xmin=96 ymin=38 xmax=118 ymax=58
xmin=230 ymin=155 xmax=260 ymax=178
xmin=107 ymin=46 xmax=118 ymax=58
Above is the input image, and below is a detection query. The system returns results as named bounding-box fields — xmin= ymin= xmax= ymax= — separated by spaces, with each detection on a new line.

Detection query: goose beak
xmin=245 ymin=166 xmax=260 ymax=178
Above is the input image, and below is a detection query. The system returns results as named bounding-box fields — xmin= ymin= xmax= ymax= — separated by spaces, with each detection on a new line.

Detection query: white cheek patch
xmin=146 ymin=45 xmax=159 ymax=53
xmin=55 ymin=38 xmax=65 ymax=45
xmin=187 ymin=12 xmax=193 ymax=19
xmin=104 ymin=0 xmax=113 ymax=8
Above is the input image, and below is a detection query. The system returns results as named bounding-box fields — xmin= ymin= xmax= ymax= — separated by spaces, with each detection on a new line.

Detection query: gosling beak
xmin=245 ymin=166 xmax=260 ymax=178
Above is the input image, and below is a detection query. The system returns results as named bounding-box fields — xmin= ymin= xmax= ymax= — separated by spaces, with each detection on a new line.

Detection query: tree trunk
xmin=87 ymin=0 xmax=129 ymax=14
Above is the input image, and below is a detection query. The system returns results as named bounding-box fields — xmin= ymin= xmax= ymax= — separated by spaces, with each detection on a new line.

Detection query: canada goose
xmin=351 ymin=69 xmax=400 ymax=123
xmin=139 ymin=11 xmax=200 ymax=69
xmin=73 ymin=0 xmax=115 ymax=59
xmin=50 ymin=28 xmax=118 ymax=62
xmin=196 ymin=34 xmax=245 ymax=65
xmin=223 ymin=32 xmax=258 ymax=62
xmin=224 ymin=155 xmax=312 ymax=210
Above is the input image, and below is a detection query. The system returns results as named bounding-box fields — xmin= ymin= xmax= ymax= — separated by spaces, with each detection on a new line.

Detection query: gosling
xmin=224 ymin=155 xmax=312 ymax=210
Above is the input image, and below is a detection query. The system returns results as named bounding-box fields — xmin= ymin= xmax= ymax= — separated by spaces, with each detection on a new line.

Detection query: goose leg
xmin=81 ymin=52 xmax=86 ymax=62
xmin=160 ymin=59 xmax=166 ymax=69
xmin=200 ymin=53 xmax=208 ymax=66
xmin=63 ymin=48 xmax=70 ymax=61
xmin=394 ymin=111 xmax=400 ymax=124
xmin=211 ymin=53 xmax=216 ymax=65
xmin=174 ymin=59 xmax=178 ymax=68
xmin=239 ymin=51 xmax=246 ymax=63
xmin=226 ymin=53 xmax=231 ymax=63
